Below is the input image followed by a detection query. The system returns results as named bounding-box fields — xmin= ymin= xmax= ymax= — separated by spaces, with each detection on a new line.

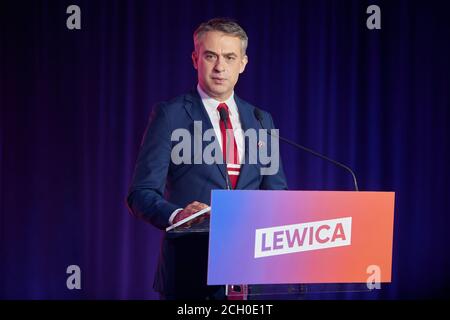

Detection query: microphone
xmin=218 ymin=107 xmax=232 ymax=190
xmin=253 ymin=108 xmax=359 ymax=191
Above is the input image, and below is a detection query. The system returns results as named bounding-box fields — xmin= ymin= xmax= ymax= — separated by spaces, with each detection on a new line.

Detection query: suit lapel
xmin=184 ymin=89 xmax=229 ymax=186
xmin=234 ymin=95 xmax=258 ymax=190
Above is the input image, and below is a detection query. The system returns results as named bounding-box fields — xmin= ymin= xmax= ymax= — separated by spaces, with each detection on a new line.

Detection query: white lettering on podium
xmin=254 ymin=217 xmax=352 ymax=258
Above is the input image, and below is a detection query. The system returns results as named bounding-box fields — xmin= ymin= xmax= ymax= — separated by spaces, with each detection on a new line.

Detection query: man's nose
xmin=213 ymin=56 xmax=226 ymax=72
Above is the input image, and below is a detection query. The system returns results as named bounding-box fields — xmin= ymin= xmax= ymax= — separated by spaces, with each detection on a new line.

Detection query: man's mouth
xmin=211 ymin=77 xmax=226 ymax=84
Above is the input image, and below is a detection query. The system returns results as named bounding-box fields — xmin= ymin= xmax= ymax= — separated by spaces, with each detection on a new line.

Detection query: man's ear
xmin=192 ymin=51 xmax=198 ymax=70
xmin=239 ymin=54 xmax=248 ymax=74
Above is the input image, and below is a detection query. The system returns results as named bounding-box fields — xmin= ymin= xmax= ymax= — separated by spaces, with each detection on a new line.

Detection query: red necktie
xmin=217 ymin=103 xmax=247 ymax=299
xmin=217 ymin=103 xmax=240 ymax=189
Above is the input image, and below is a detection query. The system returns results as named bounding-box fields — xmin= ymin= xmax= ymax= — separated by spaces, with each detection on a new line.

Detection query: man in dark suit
xmin=127 ymin=18 xmax=288 ymax=300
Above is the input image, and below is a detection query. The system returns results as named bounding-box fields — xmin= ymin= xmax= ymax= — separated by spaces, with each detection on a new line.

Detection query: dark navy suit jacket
xmin=127 ymin=89 xmax=288 ymax=296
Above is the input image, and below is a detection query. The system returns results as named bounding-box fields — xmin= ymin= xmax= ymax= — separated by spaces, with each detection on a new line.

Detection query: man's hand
xmin=172 ymin=201 xmax=210 ymax=227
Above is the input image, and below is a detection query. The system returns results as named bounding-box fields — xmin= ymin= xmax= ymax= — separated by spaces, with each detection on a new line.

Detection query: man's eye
xmin=205 ymin=54 xmax=215 ymax=60
xmin=227 ymin=56 xmax=236 ymax=61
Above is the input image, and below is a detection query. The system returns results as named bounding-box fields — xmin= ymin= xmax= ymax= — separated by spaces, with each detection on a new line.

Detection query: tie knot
xmin=217 ymin=103 xmax=229 ymax=112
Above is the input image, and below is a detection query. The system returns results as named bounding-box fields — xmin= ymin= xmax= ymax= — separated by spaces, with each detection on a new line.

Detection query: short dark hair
xmin=193 ymin=18 xmax=248 ymax=54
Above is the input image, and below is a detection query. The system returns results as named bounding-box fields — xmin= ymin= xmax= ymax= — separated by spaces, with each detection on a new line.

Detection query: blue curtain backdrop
xmin=1 ymin=0 xmax=449 ymax=299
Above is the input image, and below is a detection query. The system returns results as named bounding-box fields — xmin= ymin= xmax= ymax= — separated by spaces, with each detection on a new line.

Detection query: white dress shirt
xmin=196 ymin=84 xmax=245 ymax=163
xmin=168 ymin=84 xmax=245 ymax=224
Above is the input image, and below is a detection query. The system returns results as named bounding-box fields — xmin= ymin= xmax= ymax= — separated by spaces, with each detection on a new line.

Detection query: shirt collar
xmin=197 ymin=83 xmax=236 ymax=115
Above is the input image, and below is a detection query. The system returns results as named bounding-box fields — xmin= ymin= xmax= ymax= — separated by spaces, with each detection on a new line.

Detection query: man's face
xmin=192 ymin=31 xmax=248 ymax=101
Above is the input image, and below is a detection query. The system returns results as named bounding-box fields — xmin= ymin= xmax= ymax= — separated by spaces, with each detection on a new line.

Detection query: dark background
xmin=1 ymin=0 xmax=449 ymax=299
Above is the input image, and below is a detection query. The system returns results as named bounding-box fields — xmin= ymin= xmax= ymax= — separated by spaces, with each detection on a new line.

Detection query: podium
xmin=167 ymin=190 xmax=395 ymax=299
